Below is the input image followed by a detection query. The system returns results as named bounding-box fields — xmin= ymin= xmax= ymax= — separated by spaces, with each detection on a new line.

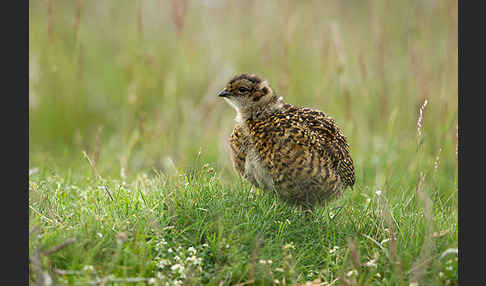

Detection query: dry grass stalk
xmin=82 ymin=151 xmax=99 ymax=180
xmin=92 ymin=126 xmax=104 ymax=173
xmin=30 ymin=249 xmax=48 ymax=286
xmin=46 ymin=0 xmax=53 ymax=45
xmin=170 ymin=0 xmax=188 ymax=37
xmin=410 ymin=44 xmax=431 ymax=103
xmin=321 ymin=32 xmax=330 ymax=78
xmin=82 ymin=146 xmax=113 ymax=201
xmin=87 ymin=277 xmax=152 ymax=285
xmin=433 ymin=147 xmax=442 ymax=171
xmin=73 ymin=0 xmax=82 ymax=43
xmin=338 ymin=273 xmax=357 ymax=286
xmin=233 ymin=280 xmax=255 ymax=286
xmin=410 ymin=172 xmax=435 ymax=284
xmin=30 ymin=238 xmax=77 ymax=286
xmin=417 ymin=99 xmax=428 ymax=137
xmin=372 ymin=7 xmax=388 ymax=114
xmin=137 ymin=0 xmax=143 ymax=42
xmin=248 ymin=238 xmax=262 ymax=284
xmin=44 ymin=238 xmax=77 ymax=256
xmin=298 ymin=278 xmax=336 ymax=286
xmin=388 ymin=220 xmax=403 ymax=281
xmin=358 ymin=51 xmax=367 ymax=81
xmin=410 ymin=45 xmax=421 ymax=84
xmin=347 ymin=239 xmax=360 ymax=270
xmin=330 ymin=23 xmax=345 ymax=74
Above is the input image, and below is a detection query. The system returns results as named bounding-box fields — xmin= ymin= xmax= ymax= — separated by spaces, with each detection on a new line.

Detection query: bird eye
xmin=238 ymin=87 xmax=248 ymax=94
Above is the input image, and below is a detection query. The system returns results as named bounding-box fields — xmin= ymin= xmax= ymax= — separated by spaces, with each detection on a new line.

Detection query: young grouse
xmin=219 ymin=74 xmax=355 ymax=206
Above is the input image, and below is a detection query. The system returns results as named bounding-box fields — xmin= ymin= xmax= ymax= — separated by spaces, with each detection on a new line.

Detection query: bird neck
xmin=236 ymin=96 xmax=285 ymax=123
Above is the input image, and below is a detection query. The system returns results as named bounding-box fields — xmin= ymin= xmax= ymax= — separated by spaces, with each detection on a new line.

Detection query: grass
xmin=29 ymin=0 xmax=457 ymax=285
xmin=29 ymin=157 xmax=457 ymax=285
xmin=28 ymin=162 xmax=458 ymax=285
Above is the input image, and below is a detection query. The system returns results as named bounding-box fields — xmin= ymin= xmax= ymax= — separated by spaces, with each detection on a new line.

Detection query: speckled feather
xmin=223 ymin=74 xmax=355 ymax=206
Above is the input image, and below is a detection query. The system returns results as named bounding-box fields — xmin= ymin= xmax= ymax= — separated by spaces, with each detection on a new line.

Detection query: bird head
xmin=218 ymin=74 xmax=281 ymax=120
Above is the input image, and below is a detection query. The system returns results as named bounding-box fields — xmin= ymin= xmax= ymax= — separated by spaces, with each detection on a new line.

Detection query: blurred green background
xmin=29 ymin=0 xmax=457 ymax=184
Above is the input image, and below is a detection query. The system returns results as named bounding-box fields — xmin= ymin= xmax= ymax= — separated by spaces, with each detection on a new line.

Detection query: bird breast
xmin=244 ymin=146 xmax=275 ymax=191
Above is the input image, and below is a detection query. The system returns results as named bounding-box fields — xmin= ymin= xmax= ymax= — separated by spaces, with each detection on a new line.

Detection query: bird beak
xmin=217 ymin=89 xmax=231 ymax=98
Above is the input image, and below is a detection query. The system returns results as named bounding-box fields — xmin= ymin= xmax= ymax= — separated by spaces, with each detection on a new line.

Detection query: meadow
xmin=29 ymin=0 xmax=458 ymax=285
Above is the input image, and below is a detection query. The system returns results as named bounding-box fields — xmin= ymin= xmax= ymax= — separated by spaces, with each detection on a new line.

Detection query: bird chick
xmin=219 ymin=73 xmax=355 ymax=207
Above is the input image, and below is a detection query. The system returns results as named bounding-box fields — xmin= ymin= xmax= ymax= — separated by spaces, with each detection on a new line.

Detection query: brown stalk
xmin=321 ymin=32 xmax=330 ymax=79
xmin=417 ymin=99 xmax=428 ymax=137
xmin=331 ymin=23 xmax=345 ymax=74
xmin=433 ymin=147 xmax=442 ymax=172
xmin=358 ymin=51 xmax=367 ymax=81
xmin=83 ymin=151 xmax=98 ymax=180
xmin=410 ymin=172 xmax=435 ymax=284
xmin=44 ymin=238 xmax=77 ymax=256
xmin=92 ymin=126 xmax=104 ymax=173
xmin=73 ymin=0 xmax=82 ymax=43
xmin=372 ymin=4 xmax=387 ymax=115
xmin=30 ymin=238 xmax=77 ymax=285
xmin=82 ymin=147 xmax=113 ymax=201
xmin=388 ymin=219 xmax=403 ymax=282
xmin=137 ymin=0 xmax=143 ymax=42
xmin=347 ymin=239 xmax=360 ymax=270
xmin=170 ymin=0 xmax=188 ymax=37
xmin=248 ymin=238 xmax=261 ymax=284
xmin=46 ymin=0 xmax=54 ymax=45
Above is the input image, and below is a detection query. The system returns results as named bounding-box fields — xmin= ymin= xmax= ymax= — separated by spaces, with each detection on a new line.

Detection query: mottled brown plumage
xmin=219 ymin=73 xmax=355 ymax=206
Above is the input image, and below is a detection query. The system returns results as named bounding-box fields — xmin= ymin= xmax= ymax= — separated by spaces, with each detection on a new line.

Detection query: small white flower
xmin=346 ymin=269 xmax=358 ymax=277
xmin=375 ymin=190 xmax=382 ymax=196
xmin=96 ymin=232 xmax=103 ymax=238
xmin=82 ymin=265 xmax=94 ymax=272
xmin=186 ymin=255 xmax=202 ymax=265
xmin=363 ymin=259 xmax=377 ymax=268
xmin=157 ymin=259 xmax=169 ymax=268
xmin=168 ymin=248 xmax=173 ymax=253
xmin=171 ymin=264 xmax=185 ymax=274
xmin=148 ymin=278 xmax=157 ymax=284
xmin=275 ymin=267 xmax=284 ymax=272
xmin=329 ymin=246 xmax=340 ymax=254
xmin=381 ymin=238 xmax=390 ymax=244
xmin=329 ymin=211 xmax=336 ymax=219
xmin=174 ymin=255 xmax=181 ymax=261
xmin=283 ymin=242 xmax=295 ymax=249
xmin=307 ymin=270 xmax=316 ymax=278
xmin=156 ymin=239 xmax=168 ymax=248
xmin=188 ymin=246 xmax=197 ymax=255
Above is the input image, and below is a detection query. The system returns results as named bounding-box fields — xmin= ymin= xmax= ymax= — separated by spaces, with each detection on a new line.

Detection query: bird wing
xmin=247 ymin=104 xmax=355 ymax=188
xmin=229 ymin=125 xmax=247 ymax=178
xmin=297 ymin=107 xmax=356 ymax=187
